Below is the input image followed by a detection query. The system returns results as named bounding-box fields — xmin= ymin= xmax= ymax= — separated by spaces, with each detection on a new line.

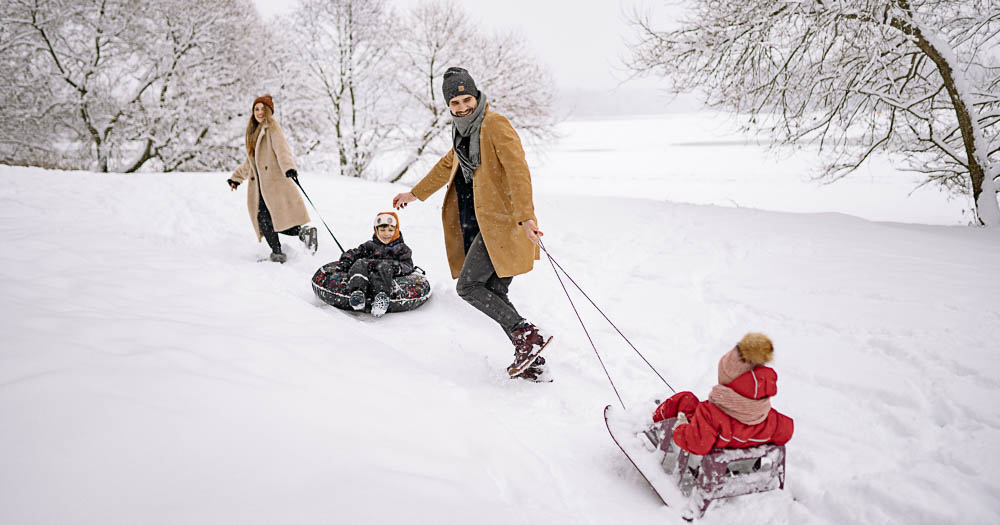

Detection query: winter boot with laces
xmin=349 ymin=290 xmax=366 ymax=311
xmin=516 ymin=355 xmax=553 ymax=383
xmin=370 ymin=292 xmax=390 ymax=318
xmin=507 ymin=322 xmax=553 ymax=377
xmin=299 ymin=226 xmax=318 ymax=254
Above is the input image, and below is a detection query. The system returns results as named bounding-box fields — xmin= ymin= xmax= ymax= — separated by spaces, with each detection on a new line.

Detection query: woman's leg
xmin=257 ymin=193 xmax=282 ymax=254
xmin=282 ymin=224 xmax=318 ymax=254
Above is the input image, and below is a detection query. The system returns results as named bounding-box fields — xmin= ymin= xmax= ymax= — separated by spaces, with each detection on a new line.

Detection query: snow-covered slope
xmin=1 ymin=165 xmax=997 ymax=524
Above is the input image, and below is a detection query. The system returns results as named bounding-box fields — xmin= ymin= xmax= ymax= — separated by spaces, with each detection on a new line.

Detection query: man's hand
xmin=521 ymin=219 xmax=543 ymax=245
xmin=228 ymin=179 xmax=240 ymax=191
xmin=393 ymin=192 xmax=417 ymax=210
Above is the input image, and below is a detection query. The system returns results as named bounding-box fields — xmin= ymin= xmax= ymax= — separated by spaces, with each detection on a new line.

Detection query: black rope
xmin=540 ymin=238 xmax=626 ymax=410
xmin=539 ymin=239 xmax=676 ymax=396
xmin=293 ymin=178 xmax=345 ymax=254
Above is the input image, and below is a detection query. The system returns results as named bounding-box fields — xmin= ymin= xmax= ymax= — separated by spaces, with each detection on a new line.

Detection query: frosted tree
xmin=387 ymin=0 xmax=557 ymax=182
xmin=117 ymin=0 xmax=266 ymax=172
xmin=2 ymin=0 xmax=263 ymax=172
xmin=0 ymin=21 xmax=66 ymax=167
xmin=0 ymin=4 xmax=65 ymax=166
xmin=2 ymin=0 xmax=136 ymax=171
xmin=629 ymin=0 xmax=1000 ymax=225
xmin=289 ymin=0 xmax=398 ymax=178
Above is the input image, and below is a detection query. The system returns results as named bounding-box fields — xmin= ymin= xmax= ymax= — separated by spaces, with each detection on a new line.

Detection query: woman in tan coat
xmin=228 ymin=94 xmax=316 ymax=263
xmin=393 ymin=67 xmax=553 ymax=381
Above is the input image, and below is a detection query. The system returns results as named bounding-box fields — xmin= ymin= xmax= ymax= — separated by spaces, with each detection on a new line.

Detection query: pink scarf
xmin=708 ymin=347 xmax=771 ymax=425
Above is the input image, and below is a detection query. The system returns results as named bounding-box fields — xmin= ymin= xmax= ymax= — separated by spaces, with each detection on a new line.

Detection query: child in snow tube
xmin=652 ymin=333 xmax=794 ymax=456
xmin=315 ymin=211 xmax=424 ymax=317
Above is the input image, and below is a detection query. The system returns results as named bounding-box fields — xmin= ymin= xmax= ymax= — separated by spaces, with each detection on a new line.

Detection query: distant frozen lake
xmin=524 ymin=113 xmax=969 ymax=226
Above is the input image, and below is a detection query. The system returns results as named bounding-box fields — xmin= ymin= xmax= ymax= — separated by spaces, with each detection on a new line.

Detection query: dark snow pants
xmin=257 ymin=192 xmax=301 ymax=254
xmin=456 ymin=233 xmax=524 ymax=338
xmin=347 ymin=259 xmax=397 ymax=296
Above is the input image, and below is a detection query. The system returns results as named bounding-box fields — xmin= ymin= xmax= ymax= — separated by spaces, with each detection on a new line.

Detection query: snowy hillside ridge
xmin=1 ymin=166 xmax=998 ymax=524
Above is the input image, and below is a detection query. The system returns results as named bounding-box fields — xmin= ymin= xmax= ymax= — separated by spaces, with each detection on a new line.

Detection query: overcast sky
xmin=251 ymin=0 xmax=667 ymax=93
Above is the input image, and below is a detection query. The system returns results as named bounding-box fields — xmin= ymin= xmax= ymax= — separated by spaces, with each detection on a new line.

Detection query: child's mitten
xmin=672 ymin=412 xmax=689 ymax=431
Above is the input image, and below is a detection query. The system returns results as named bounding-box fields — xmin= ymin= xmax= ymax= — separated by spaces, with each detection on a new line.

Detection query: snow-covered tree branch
xmin=4 ymin=0 xmax=558 ymax=180
xmin=2 ymin=0 xmax=264 ymax=173
xmin=628 ymin=0 xmax=1000 ymax=225
xmin=386 ymin=0 xmax=557 ymax=182
xmin=287 ymin=0 xmax=398 ymax=178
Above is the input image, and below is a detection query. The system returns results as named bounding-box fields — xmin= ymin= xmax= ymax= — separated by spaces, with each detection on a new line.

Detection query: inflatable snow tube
xmin=311 ymin=262 xmax=432 ymax=313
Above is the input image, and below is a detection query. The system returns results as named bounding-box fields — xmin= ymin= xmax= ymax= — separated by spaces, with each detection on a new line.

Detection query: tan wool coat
xmin=230 ymin=119 xmax=309 ymax=240
xmin=411 ymin=107 xmax=539 ymax=279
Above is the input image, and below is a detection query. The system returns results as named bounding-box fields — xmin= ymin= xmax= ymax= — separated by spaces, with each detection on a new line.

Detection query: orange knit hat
xmin=252 ymin=94 xmax=274 ymax=113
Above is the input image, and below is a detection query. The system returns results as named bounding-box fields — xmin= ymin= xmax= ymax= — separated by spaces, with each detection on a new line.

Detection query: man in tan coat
xmin=393 ymin=67 xmax=553 ymax=380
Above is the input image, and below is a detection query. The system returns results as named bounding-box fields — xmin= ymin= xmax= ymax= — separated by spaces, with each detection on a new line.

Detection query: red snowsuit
xmin=652 ymin=366 xmax=794 ymax=455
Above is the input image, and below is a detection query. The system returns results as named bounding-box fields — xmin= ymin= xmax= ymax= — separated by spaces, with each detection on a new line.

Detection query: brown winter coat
xmin=411 ymin=107 xmax=539 ymax=279
xmin=230 ymin=119 xmax=309 ymax=240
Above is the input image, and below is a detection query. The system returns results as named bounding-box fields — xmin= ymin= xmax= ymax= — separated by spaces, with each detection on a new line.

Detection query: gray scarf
xmin=452 ymin=94 xmax=487 ymax=183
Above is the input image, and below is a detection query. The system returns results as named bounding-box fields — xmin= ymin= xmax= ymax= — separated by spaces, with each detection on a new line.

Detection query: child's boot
xmin=349 ymin=290 xmax=366 ymax=311
xmin=371 ymin=292 xmax=390 ymax=318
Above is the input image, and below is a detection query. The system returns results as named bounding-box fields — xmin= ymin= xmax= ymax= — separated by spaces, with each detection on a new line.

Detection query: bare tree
xmin=289 ymin=0 xmax=398 ymax=178
xmin=628 ymin=0 xmax=1000 ymax=225
xmin=387 ymin=0 xmax=558 ymax=182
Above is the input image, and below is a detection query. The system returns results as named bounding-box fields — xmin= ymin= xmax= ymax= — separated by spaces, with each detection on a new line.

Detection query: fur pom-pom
xmin=737 ymin=332 xmax=773 ymax=365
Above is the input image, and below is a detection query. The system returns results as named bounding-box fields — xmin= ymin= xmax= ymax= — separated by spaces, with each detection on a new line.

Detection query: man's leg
xmin=485 ymin=274 xmax=516 ymax=322
xmin=456 ymin=233 xmax=523 ymax=335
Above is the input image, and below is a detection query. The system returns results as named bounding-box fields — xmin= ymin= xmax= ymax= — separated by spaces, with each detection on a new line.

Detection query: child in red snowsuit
xmin=652 ymin=333 xmax=794 ymax=455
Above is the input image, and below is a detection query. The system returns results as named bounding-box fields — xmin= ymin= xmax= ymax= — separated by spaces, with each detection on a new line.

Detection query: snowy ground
xmin=2 ymin=117 xmax=999 ymax=524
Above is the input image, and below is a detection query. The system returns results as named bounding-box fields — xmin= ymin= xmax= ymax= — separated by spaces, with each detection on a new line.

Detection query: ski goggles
xmin=374 ymin=214 xmax=397 ymax=228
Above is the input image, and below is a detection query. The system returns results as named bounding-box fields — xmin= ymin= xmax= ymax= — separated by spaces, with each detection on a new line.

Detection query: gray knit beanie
xmin=442 ymin=67 xmax=479 ymax=102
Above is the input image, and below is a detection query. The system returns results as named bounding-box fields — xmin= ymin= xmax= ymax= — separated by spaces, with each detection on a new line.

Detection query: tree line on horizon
xmin=5 ymin=0 xmax=999 ymax=225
